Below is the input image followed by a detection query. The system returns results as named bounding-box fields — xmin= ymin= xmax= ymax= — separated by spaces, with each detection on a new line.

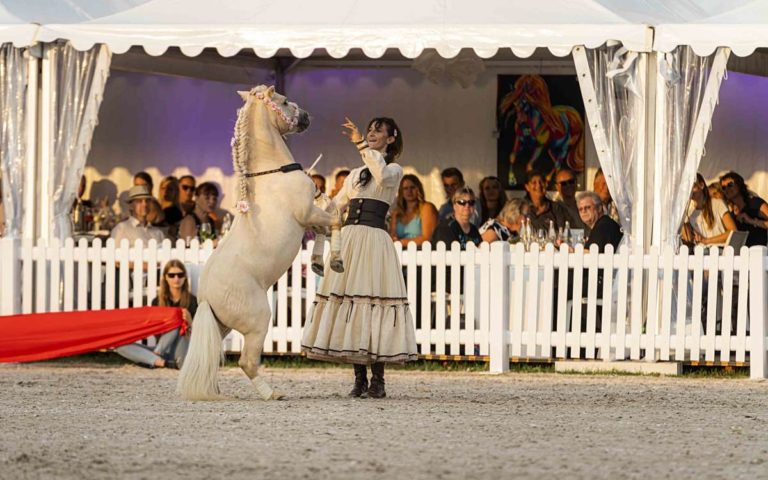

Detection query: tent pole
xmin=38 ymin=43 xmax=54 ymax=242
xmin=24 ymin=47 xmax=39 ymax=241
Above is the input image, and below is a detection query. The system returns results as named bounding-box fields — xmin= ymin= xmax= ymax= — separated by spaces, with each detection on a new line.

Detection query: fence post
xmin=0 ymin=237 xmax=20 ymax=315
xmin=489 ymin=242 xmax=509 ymax=373
xmin=749 ymin=246 xmax=768 ymax=379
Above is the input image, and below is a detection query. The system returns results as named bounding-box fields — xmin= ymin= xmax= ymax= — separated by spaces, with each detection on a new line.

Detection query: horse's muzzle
xmin=296 ymin=111 xmax=310 ymax=133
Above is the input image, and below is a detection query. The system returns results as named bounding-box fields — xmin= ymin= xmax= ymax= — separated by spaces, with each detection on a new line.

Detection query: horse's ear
xmin=265 ymin=85 xmax=275 ymax=97
xmin=237 ymin=91 xmax=249 ymax=101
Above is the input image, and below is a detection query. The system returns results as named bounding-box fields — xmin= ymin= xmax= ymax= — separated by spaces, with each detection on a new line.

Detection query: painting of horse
xmin=497 ymin=74 xmax=585 ymax=189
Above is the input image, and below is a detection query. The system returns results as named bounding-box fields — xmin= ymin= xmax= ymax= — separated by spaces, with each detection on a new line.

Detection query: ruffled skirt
xmin=301 ymin=225 xmax=418 ymax=364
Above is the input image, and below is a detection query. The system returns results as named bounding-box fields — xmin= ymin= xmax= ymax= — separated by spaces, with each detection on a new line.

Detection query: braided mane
xmin=232 ymin=94 xmax=251 ymax=203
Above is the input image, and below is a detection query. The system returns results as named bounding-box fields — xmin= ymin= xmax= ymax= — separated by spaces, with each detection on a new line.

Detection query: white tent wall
xmin=700 ymin=70 xmax=768 ymax=198
xmin=83 ymin=60 xmax=601 ymax=213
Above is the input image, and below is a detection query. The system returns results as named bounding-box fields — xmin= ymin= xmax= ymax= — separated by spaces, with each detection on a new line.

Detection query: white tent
xmin=1 ymin=0 xmax=767 ymax=247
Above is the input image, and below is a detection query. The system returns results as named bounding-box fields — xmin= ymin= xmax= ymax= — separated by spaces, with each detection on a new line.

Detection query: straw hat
xmin=127 ymin=185 xmax=152 ymax=202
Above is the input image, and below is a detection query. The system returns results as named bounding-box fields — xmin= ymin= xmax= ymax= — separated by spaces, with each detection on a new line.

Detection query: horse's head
xmin=237 ymin=85 xmax=310 ymax=135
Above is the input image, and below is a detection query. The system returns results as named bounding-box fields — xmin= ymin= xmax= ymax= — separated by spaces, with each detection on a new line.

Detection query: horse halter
xmin=251 ymin=90 xmax=300 ymax=130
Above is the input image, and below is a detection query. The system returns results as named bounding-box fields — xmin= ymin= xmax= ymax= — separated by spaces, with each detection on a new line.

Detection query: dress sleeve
xmin=359 ymin=147 xmax=402 ymax=188
xmin=328 ymin=172 xmax=354 ymax=214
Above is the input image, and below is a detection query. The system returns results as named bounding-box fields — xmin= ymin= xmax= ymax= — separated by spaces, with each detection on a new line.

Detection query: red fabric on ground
xmin=0 ymin=307 xmax=184 ymax=363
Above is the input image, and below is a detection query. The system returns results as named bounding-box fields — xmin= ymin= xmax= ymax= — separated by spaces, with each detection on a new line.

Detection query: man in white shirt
xmin=110 ymin=185 xmax=165 ymax=246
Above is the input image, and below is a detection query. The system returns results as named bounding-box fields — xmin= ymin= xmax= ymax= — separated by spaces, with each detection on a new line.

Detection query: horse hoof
xmin=330 ymin=259 xmax=344 ymax=273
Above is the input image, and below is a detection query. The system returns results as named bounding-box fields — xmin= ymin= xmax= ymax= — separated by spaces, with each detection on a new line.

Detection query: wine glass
xmin=199 ymin=222 xmax=213 ymax=242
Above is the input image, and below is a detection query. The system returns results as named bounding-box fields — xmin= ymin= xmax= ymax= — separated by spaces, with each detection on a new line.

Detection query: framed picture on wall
xmin=497 ymin=74 xmax=586 ymax=190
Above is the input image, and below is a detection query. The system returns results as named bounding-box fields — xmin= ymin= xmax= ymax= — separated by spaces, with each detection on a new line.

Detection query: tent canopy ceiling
xmin=1 ymin=0 xmax=767 ymax=56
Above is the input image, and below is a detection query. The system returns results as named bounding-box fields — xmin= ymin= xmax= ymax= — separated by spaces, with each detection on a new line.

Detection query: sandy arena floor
xmin=0 ymin=363 xmax=767 ymax=479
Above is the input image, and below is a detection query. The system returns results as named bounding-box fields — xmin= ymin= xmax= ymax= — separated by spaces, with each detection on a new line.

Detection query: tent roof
xmin=1 ymin=0 xmax=767 ymax=57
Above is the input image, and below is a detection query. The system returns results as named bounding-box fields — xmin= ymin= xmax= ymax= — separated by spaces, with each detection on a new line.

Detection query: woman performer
xmin=302 ymin=117 xmax=418 ymax=399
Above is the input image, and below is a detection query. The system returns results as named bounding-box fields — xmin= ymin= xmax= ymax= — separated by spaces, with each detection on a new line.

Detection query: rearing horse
xmin=177 ymin=85 xmax=338 ymax=401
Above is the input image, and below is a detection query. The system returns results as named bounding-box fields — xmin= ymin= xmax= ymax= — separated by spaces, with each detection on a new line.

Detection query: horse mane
xmin=232 ymin=95 xmax=251 ymax=203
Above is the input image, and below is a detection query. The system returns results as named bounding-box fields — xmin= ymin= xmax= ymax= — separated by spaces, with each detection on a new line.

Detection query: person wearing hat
xmin=110 ymin=185 xmax=165 ymax=245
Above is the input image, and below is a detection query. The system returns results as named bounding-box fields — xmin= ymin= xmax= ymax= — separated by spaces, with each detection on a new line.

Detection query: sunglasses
xmin=558 ymin=179 xmax=576 ymax=186
xmin=455 ymin=199 xmax=476 ymax=207
xmin=166 ymin=272 xmax=186 ymax=279
xmin=181 ymin=185 xmax=195 ymax=191
xmin=721 ymin=182 xmax=736 ymax=189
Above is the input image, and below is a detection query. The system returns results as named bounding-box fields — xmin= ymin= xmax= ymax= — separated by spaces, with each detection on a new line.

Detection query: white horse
xmin=177 ymin=85 xmax=339 ymax=401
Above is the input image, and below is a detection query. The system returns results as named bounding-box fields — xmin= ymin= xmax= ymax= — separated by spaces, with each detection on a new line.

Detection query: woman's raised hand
xmin=341 ymin=117 xmax=363 ymax=143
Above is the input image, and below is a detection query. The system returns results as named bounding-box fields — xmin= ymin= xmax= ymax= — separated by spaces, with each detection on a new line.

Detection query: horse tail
xmin=177 ymin=301 xmax=224 ymax=400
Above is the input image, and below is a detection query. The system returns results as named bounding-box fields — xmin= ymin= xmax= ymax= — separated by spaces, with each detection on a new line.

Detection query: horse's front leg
xmin=298 ymin=205 xmax=344 ymax=274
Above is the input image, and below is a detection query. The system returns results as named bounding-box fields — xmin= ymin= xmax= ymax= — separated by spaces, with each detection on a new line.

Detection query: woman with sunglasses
xmin=478 ymin=176 xmax=508 ymax=224
xmin=720 ymin=171 xmax=768 ymax=247
xmin=682 ymin=173 xmax=736 ymax=247
xmin=114 ymin=260 xmax=197 ymax=368
xmin=430 ymin=187 xmax=482 ymax=248
xmin=302 ymin=117 xmax=418 ymax=399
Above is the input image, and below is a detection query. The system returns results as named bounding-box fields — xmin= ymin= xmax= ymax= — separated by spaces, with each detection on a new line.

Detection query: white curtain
xmin=50 ymin=42 xmax=111 ymax=240
xmin=657 ymin=46 xmax=730 ymax=249
xmin=573 ymin=44 xmax=645 ymax=245
xmin=0 ymin=44 xmax=30 ymax=239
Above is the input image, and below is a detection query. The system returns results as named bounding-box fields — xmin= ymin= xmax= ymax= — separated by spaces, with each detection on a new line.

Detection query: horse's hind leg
xmin=238 ymin=292 xmax=284 ymax=400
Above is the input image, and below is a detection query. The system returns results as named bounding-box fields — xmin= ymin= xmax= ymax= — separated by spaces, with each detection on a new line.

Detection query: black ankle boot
xmin=367 ymin=362 xmax=386 ymax=399
xmin=349 ymin=364 xmax=368 ymax=397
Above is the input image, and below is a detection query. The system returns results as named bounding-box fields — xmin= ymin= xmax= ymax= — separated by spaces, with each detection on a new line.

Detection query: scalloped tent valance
xmin=2 ymin=0 xmax=768 ymax=57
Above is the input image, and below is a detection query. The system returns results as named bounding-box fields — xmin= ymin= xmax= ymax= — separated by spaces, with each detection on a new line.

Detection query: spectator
xmin=147 ymin=197 xmax=166 ymax=228
xmin=389 ymin=174 xmax=438 ymax=247
xmin=158 ymin=176 xmax=183 ymax=225
xmin=525 ymin=170 xmax=570 ymax=232
xmin=110 ymin=185 xmax=165 ymax=245
xmin=178 ymin=182 xmax=219 ymax=245
xmin=114 ymin=260 xmax=197 ymax=369
xmin=593 ymin=168 xmax=620 ymax=224
xmin=311 ymin=173 xmax=326 ymax=194
xmin=133 ymin=171 xmax=154 ymax=195
xmin=720 ymin=171 xmax=768 ymax=247
xmin=553 ymin=168 xmax=585 ymax=229
xmin=682 ymin=173 xmax=736 ymax=247
xmin=431 ymin=186 xmax=481 ymax=248
xmin=179 ymin=174 xmax=196 ymax=216
xmin=480 ymin=198 xmax=529 ymax=243
xmin=577 ymin=191 xmax=622 ymax=251
xmin=438 ymin=167 xmax=481 ymax=226
xmin=709 ymin=182 xmax=724 ymax=201
xmin=478 ymin=176 xmax=508 ymax=224
xmin=330 ymin=169 xmax=350 ymax=198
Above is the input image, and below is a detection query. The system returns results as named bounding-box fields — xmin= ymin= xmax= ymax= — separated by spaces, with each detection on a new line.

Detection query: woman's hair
xmin=451 ymin=186 xmax=476 ymax=203
xmin=498 ymin=198 xmax=528 ymax=226
xmin=523 ymin=170 xmax=547 ymax=202
xmin=720 ymin=171 xmax=750 ymax=201
xmin=478 ymin=176 xmax=508 ymax=223
xmin=196 ymin=182 xmax=219 ymax=198
xmin=157 ymin=259 xmax=192 ymax=308
xmin=160 ymin=176 xmax=180 ymax=204
xmin=694 ymin=173 xmax=716 ymax=230
xmin=392 ymin=174 xmax=425 ymax=221
xmin=358 ymin=117 xmax=403 ymax=188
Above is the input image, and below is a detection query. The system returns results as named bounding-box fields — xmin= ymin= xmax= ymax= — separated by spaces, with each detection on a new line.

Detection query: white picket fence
xmin=1 ymin=237 xmax=766 ymax=378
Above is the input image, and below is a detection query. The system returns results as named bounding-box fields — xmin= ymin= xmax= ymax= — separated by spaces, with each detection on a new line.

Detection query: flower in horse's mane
xmin=236 ymin=200 xmax=250 ymax=214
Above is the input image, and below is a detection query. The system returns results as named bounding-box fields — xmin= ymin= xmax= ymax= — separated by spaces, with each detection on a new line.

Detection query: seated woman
xmin=720 ymin=171 xmax=768 ymax=247
xmin=480 ymin=198 xmax=529 ymax=243
xmin=430 ymin=187 xmax=482 ymax=248
xmin=114 ymin=260 xmax=197 ymax=368
xmin=478 ymin=176 xmax=509 ymax=224
xmin=389 ymin=174 xmax=438 ymax=247
xmin=682 ymin=173 xmax=737 ymax=247
xmin=524 ymin=170 xmax=570 ymax=232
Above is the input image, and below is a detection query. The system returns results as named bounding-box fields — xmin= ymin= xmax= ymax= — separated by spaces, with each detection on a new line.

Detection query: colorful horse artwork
xmin=499 ymin=74 xmax=584 ymax=188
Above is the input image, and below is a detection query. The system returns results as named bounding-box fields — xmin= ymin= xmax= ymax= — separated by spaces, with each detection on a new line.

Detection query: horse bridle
xmin=243 ymin=163 xmax=304 ymax=178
